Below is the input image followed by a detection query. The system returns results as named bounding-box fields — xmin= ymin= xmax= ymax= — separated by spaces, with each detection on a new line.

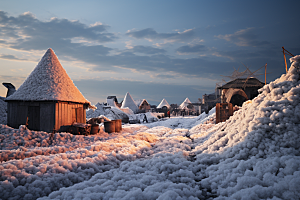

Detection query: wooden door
xmin=28 ymin=106 xmax=40 ymax=131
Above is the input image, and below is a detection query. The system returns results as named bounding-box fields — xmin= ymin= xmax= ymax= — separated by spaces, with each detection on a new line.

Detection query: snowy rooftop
xmin=134 ymin=99 xmax=149 ymax=107
xmin=179 ymin=97 xmax=192 ymax=109
xmin=157 ymin=98 xmax=170 ymax=109
xmin=121 ymin=92 xmax=139 ymax=113
xmin=6 ymin=48 xmax=91 ymax=105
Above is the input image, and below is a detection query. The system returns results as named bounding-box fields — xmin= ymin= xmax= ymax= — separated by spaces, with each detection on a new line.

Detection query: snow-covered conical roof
xmin=7 ymin=48 xmax=91 ymax=105
xmin=157 ymin=98 xmax=170 ymax=109
xmin=179 ymin=97 xmax=192 ymax=109
xmin=121 ymin=92 xmax=138 ymax=113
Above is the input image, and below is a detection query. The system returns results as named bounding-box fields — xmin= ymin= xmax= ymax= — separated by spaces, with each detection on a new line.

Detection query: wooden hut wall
xmin=40 ymin=102 xmax=55 ymax=132
xmin=7 ymin=101 xmax=55 ymax=132
xmin=7 ymin=101 xmax=28 ymax=129
xmin=54 ymin=102 xmax=86 ymax=131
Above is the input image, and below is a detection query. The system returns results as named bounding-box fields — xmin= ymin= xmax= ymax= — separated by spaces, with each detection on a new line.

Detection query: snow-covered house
xmin=157 ymin=98 xmax=170 ymax=109
xmin=6 ymin=48 xmax=93 ymax=132
xmin=121 ymin=92 xmax=139 ymax=113
xmin=179 ymin=97 xmax=194 ymax=111
xmin=134 ymin=99 xmax=151 ymax=112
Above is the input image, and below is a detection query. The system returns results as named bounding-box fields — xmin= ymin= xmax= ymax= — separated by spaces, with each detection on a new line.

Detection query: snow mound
xmin=191 ymin=55 xmax=300 ymax=199
xmin=86 ymin=103 xmax=130 ymax=122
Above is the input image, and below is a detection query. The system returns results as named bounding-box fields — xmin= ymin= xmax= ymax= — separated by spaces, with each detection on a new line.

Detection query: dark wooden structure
xmin=218 ymin=78 xmax=264 ymax=106
xmin=216 ymin=103 xmax=233 ymax=123
xmin=7 ymin=101 xmax=88 ymax=132
xmin=137 ymin=99 xmax=151 ymax=113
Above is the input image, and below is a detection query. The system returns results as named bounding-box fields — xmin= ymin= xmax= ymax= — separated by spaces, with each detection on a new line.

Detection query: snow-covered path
xmin=0 ymin=116 xmax=209 ymax=200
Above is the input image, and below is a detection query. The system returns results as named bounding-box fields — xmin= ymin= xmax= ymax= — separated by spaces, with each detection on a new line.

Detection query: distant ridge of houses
xmin=4 ymin=48 xmax=265 ymax=133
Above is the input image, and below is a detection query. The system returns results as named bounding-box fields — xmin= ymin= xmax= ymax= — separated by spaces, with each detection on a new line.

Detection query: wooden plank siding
xmin=7 ymin=102 xmax=28 ymax=129
xmin=28 ymin=106 xmax=40 ymax=131
xmin=40 ymin=103 xmax=55 ymax=133
xmin=54 ymin=102 xmax=86 ymax=131
xmin=7 ymin=101 xmax=87 ymax=132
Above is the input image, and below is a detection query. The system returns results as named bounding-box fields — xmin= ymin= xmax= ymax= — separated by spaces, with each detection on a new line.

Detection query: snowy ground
xmin=1 ymin=56 xmax=300 ymax=200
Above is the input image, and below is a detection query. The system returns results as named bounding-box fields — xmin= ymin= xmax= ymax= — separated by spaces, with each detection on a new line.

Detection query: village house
xmin=202 ymin=92 xmax=221 ymax=113
xmin=134 ymin=99 xmax=151 ymax=113
xmin=6 ymin=48 xmax=94 ymax=132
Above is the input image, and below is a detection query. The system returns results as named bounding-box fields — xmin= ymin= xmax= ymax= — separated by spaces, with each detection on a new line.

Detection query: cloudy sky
xmin=0 ymin=0 xmax=299 ymax=105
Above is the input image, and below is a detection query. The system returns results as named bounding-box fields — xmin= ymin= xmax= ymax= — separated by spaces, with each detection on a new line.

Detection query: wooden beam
xmin=265 ymin=63 xmax=267 ymax=85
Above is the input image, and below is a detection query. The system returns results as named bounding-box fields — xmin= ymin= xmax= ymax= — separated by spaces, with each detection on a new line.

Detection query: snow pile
xmin=86 ymin=103 xmax=106 ymax=118
xmin=0 ymin=99 xmax=7 ymax=124
xmin=120 ymin=107 xmax=135 ymax=115
xmin=134 ymin=112 xmax=159 ymax=123
xmin=86 ymin=103 xmax=130 ymax=122
xmin=87 ymin=103 xmax=159 ymax=124
xmin=190 ymin=56 xmax=300 ymax=199
xmin=6 ymin=48 xmax=91 ymax=105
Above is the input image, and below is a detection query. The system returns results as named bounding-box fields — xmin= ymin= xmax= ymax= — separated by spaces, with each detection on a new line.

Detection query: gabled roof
xmin=121 ymin=92 xmax=138 ymax=113
xmin=218 ymin=77 xmax=264 ymax=89
xmin=179 ymin=97 xmax=193 ymax=109
xmin=134 ymin=99 xmax=149 ymax=107
xmin=157 ymin=98 xmax=170 ymax=109
xmin=7 ymin=48 xmax=91 ymax=105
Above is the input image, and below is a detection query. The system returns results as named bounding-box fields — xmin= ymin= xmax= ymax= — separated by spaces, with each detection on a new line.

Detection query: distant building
xmin=6 ymin=48 xmax=94 ymax=132
xmin=135 ymin=99 xmax=151 ymax=113
xmin=121 ymin=92 xmax=139 ymax=113
xmin=192 ymin=103 xmax=202 ymax=115
xmin=179 ymin=97 xmax=196 ymax=115
xmin=202 ymin=92 xmax=221 ymax=113
xmin=156 ymin=99 xmax=170 ymax=116
xmin=157 ymin=99 xmax=170 ymax=109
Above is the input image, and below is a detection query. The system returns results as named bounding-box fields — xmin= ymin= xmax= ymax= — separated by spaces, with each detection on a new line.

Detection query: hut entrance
xmin=27 ymin=106 xmax=40 ymax=131
xmin=230 ymin=94 xmax=248 ymax=106
xmin=225 ymin=88 xmax=249 ymax=107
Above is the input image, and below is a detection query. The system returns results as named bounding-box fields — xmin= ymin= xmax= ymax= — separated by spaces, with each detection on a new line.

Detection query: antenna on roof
xmin=242 ymin=64 xmax=266 ymax=89
xmin=282 ymin=46 xmax=294 ymax=72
